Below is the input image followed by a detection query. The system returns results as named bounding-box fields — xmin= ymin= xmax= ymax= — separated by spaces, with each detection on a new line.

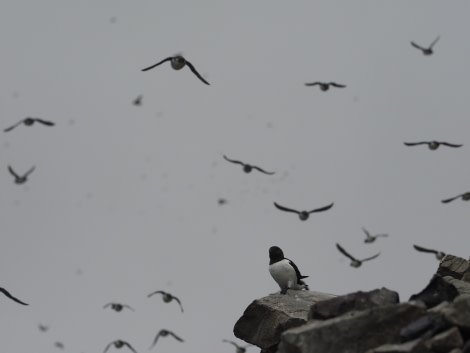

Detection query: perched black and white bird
xmin=404 ymin=141 xmax=462 ymax=150
xmin=133 ymin=95 xmax=143 ymax=106
xmin=8 ymin=165 xmax=35 ymax=184
xmin=336 ymin=243 xmax=380 ymax=268
xmin=149 ymin=329 xmax=184 ymax=349
xmin=268 ymin=246 xmax=309 ymax=294
xmin=0 ymin=287 xmax=28 ymax=305
xmin=103 ymin=340 xmax=137 ymax=353
xmin=273 ymin=202 xmax=334 ymax=221
xmin=4 ymin=117 xmax=55 ymax=132
xmin=304 ymin=82 xmax=346 ymax=91
xmin=362 ymin=227 xmax=388 ymax=244
xmin=413 ymin=245 xmax=446 ymax=260
xmin=411 ymin=36 xmax=440 ymax=55
xmin=141 ymin=55 xmax=209 ymax=85
xmin=223 ymin=155 xmax=275 ymax=175
xmin=222 ymin=339 xmax=252 ymax=353
xmin=103 ymin=302 xmax=134 ymax=312
xmin=441 ymin=192 xmax=470 ymax=204
xmin=147 ymin=290 xmax=183 ymax=312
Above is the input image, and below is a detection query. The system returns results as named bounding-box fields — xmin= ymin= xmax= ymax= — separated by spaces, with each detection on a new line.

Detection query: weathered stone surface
xmin=309 ymin=287 xmax=399 ymax=320
xmin=365 ymin=339 xmax=431 ymax=353
xmin=433 ymin=295 xmax=470 ymax=333
xmin=409 ymin=275 xmax=459 ymax=308
xmin=443 ymin=276 xmax=470 ymax=296
xmin=278 ymin=302 xmax=426 ymax=353
xmin=463 ymin=340 xmax=470 ymax=353
xmin=424 ymin=326 xmax=463 ymax=353
xmin=234 ymin=290 xmax=336 ymax=350
xmin=400 ymin=313 xmax=449 ymax=342
xmin=437 ymin=255 xmax=470 ymax=281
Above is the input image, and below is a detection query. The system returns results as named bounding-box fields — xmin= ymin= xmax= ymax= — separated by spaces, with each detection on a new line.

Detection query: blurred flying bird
xmin=4 ymin=117 xmax=55 ymax=132
xmin=273 ymin=202 xmax=334 ymax=221
xmin=304 ymin=82 xmax=346 ymax=91
xmin=222 ymin=339 xmax=252 ymax=353
xmin=441 ymin=192 xmax=470 ymax=204
xmin=104 ymin=340 xmax=137 ymax=353
xmin=404 ymin=141 xmax=462 ymax=150
xmin=411 ymin=36 xmax=440 ymax=55
xmin=362 ymin=227 xmax=388 ymax=243
xmin=8 ymin=165 xmax=35 ymax=184
xmin=147 ymin=290 xmax=183 ymax=312
xmin=413 ymin=245 xmax=446 ymax=260
xmin=223 ymin=155 xmax=275 ymax=175
xmin=141 ymin=55 xmax=209 ymax=85
xmin=38 ymin=324 xmax=49 ymax=332
xmin=133 ymin=95 xmax=143 ymax=106
xmin=336 ymin=243 xmax=380 ymax=268
xmin=149 ymin=329 xmax=184 ymax=349
xmin=103 ymin=303 xmax=134 ymax=312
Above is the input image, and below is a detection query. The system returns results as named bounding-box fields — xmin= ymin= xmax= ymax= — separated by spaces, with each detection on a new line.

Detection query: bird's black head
xmin=269 ymin=246 xmax=284 ymax=264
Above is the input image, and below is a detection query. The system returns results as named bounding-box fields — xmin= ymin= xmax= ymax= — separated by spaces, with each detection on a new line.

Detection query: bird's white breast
xmin=269 ymin=259 xmax=298 ymax=290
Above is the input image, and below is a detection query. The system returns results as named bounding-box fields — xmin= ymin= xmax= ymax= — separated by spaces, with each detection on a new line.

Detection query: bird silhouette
xmin=103 ymin=340 xmax=137 ymax=353
xmin=413 ymin=245 xmax=445 ymax=260
xmin=147 ymin=290 xmax=183 ymax=312
xmin=103 ymin=303 xmax=134 ymax=312
xmin=8 ymin=165 xmax=35 ymax=184
xmin=441 ymin=192 xmax=470 ymax=204
xmin=223 ymin=155 xmax=275 ymax=175
xmin=304 ymin=82 xmax=346 ymax=91
xmin=404 ymin=141 xmax=462 ymax=150
xmin=362 ymin=227 xmax=388 ymax=243
xmin=133 ymin=95 xmax=143 ymax=106
xmin=411 ymin=36 xmax=440 ymax=55
xmin=4 ymin=117 xmax=55 ymax=132
xmin=141 ymin=55 xmax=209 ymax=85
xmin=149 ymin=329 xmax=184 ymax=349
xmin=273 ymin=202 xmax=334 ymax=221
xmin=336 ymin=243 xmax=380 ymax=268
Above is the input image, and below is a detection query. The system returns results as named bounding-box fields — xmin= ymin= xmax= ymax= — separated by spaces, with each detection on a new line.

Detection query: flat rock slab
xmin=437 ymin=255 xmax=470 ymax=281
xmin=234 ymin=290 xmax=336 ymax=349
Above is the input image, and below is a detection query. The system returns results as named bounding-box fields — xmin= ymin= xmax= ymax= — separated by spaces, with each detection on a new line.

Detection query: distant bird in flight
xmin=4 ymin=117 xmax=55 ymax=132
xmin=38 ymin=324 xmax=49 ymax=332
xmin=147 ymin=290 xmax=184 ymax=312
xmin=222 ymin=339 xmax=252 ymax=353
xmin=404 ymin=141 xmax=462 ymax=150
xmin=411 ymin=36 xmax=440 ymax=55
xmin=336 ymin=243 xmax=380 ymax=268
xmin=223 ymin=155 xmax=275 ymax=175
xmin=133 ymin=95 xmax=143 ymax=106
xmin=141 ymin=55 xmax=209 ymax=85
xmin=273 ymin=202 xmax=334 ymax=221
xmin=54 ymin=342 xmax=65 ymax=350
xmin=103 ymin=302 xmax=134 ymax=312
xmin=362 ymin=227 xmax=388 ymax=244
xmin=441 ymin=192 xmax=470 ymax=204
xmin=149 ymin=329 xmax=184 ymax=349
xmin=8 ymin=165 xmax=35 ymax=184
xmin=413 ymin=245 xmax=445 ymax=260
xmin=0 ymin=287 xmax=28 ymax=305
xmin=304 ymin=82 xmax=346 ymax=91
xmin=218 ymin=198 xmax=228 ymax=206
xmin=103 ymin=340 xmax=137 ymax=353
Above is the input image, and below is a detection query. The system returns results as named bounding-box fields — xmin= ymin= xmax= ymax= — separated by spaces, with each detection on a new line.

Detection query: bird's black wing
xmin=252 ymin=165 xmax=275 ymax=175
xmin=336 ymin=243 xmax=357 ymax=262
xmin=169 ymin=331 xmax=184 ymax=342
xmin=361 ymin=252 xmax=380 ymax=262
xmin=103 ymin=342 xmax=113 ymax=353
xmin=24 ymin=166 xmax=36 ymax=177
xmin=147 ymin=290 xmax=164 ymax=298
xmin=123 ymin=342 xmax=137 ymax=353
xmin=404 ymin=141 xmax=428 ymax=146
xmin=413 ymin=244 xmax=438 ymax=254
xmin=329 ymin=82 xmax=346 ymax=88
xmin=285 ymin=257 xmax=308 ymax=284
xmin=309 ymin=202 xmax=334 ymax=213
xmin=8 ymin=166 xmax=20 ymax=179
xmin=273 ymin=202 xmax=300 ymax=214
xmin=149 ymin=331 xmax=162 ymax=349
xmin=141 ymin=57 xmax=172 ymax=72
xmin=441 ymin=195 xmax=460 ymax=203
xmin=185 ymin=60 xmax=210 ymax=85
xmin=173 ymin=296 xmax=184 ymax=312
xmin=410 ymin=42 xmax=425 ymax=51
xmin=304 ymin=82 xmax=320 ymax=86
xmin=35 ymin=119 xmax=55 ymax=126
xmin=440 ymin=142 xmax=463 ymax=148
xmin=223 ymin=155 xmax=245 ymax=166
xmin=429 ymin=35 xmax=440 ymax=48
xmin=4 ymin=120 xmax=23 ymax=132
xmin=0 ymin=287 xmax=28 ymax=305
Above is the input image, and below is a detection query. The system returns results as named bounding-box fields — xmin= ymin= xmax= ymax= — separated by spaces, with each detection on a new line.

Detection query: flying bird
xmin=304 ymin=82 xmax=346 ymax=91
xmin=362 ymin=227 xmax=388 ymax=244
xmin=38 ymin=324 xmax=49 ymax=332
xmin=133 ymin=95 xmax=143 ymax=106
xmin=404 ymin=141 xmax=462 ymax=150
xmin=336 ymin=243 xmax=380 ymax=268
xmin=273 ymin=202 xmax=334 ymax=221
xmin=4 ymin=117 xmax=55 ymax=132
xmin=413 ymin=245 xmax=446 ymax=260
xmin=149 ymin=329 xmax=184 ymax=349
xmin=411 ymin=36 xmax=440 ymax=55
xmin=141 ymin=55 xmax=209 ymax=85
xmin=104 ymin=340 xmax=137 ymax=353
xmin=8 ymin=165 xmax=35 ymax=184
xmin=441 ymin=192 xmax=470 ymax=204
xmin=103 ymin=303 xmax=134 ymax=312
xmin=223 ymin=155 xmax=275 ymax=175
xmin=269 ymin=246 xmax=308 ymax=294
xmin=147 ymin=290 xmax=184 ymax=312
xmin=54 ymin=342 xmax=65 ymax=350
xmin=222 ymin=339 xmax=252 ymax=353
xmin=0 ymin=287 xmax=28 ymax=305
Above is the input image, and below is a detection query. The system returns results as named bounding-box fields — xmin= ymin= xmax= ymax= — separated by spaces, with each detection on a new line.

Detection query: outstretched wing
xmin=309 ymin=202 xmax=334 ymax=213
xmin=0 ymin=287 xmax=28 ymax=305
xmin=149 ymin=331 xmax=162 ymax=349
xmin=404 ymin=141 xmax=428 ymax=146
xmin=35 ymin=119 xmax=55 ymax=126
xmin=441 ymin=195 xmax=460 ymax=203
xmin=411 ymin=41 xmax=425 ymax=51
xmin=24 ymin=166 xmax=36 ymax=177
xmin=252 ymin=165 xmax=275 ymax=175
xmin=123 ymin=342 xmax=137 ymax=353
xmin=439 ymin=142 xmax=463 ymax=148
xmin=413 ymin=244 xmax=438 ymax=254
xmin=362 ymin=227 xmax=372 ymax=239
xmin=172 ymin=296 xmax=184 ymax=312
xmin=304 ymin=82 xmax=320 ymax=86
xmin=361 ymin=252 xmax=380 ymax=262
xmin=169 ymin=331 xmax=184 ymax=342
xmin=8 ymin=166 xmax=20 ymax=179
xmin=141 ymin=57 xmax=172 ymax=72
xmin=123 ymin=304 xmax=135 ymax=311
xmin=103 ymin=303 xmax=112 ymax=309
xmin=4 ymin=120 xmax=23 ymax=132
xmin=329 ymin=82 xmax=346 ymax=88
xmin=336 ymin=243 xmax=357 ymax=262
xmin=273 ymin=202 xmax=300 ymax=214
xmin=103 ymin=342 xmax=113 ymax=353
xmin=429 ymin=35 xmax=440 ymax=48
xmin=185 ymin=60 xmax=210 ymax=85
xmin=147 ymin=290 xmax=164 ymax=298
xmin=223 ymin=155 xmax=245 ymax=166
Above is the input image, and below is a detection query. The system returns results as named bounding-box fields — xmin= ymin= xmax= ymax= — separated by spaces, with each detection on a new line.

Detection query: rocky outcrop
xmin=234 ymin=254 xmax=470 ymax=353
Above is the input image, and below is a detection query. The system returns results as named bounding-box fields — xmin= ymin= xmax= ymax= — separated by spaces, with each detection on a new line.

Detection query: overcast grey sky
xmin=2 ymin=1 xmax=470 ymax=352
